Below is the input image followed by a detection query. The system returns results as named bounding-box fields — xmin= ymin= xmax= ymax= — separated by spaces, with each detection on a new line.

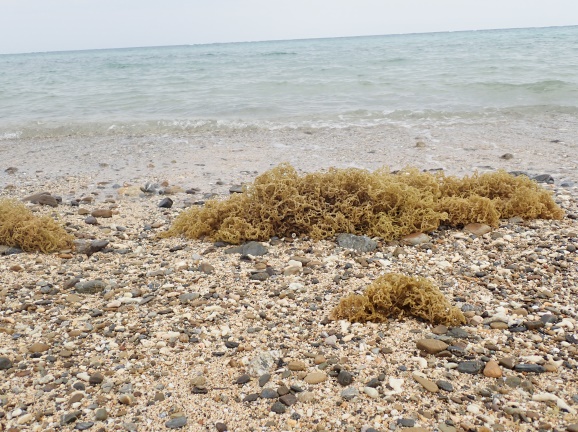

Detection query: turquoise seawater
xmin=1 ymin=26 xmax=577 ymax=139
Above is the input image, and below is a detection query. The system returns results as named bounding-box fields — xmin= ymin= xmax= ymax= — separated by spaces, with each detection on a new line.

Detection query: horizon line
xmin=1 ymin=24 xmax=576 ymax=56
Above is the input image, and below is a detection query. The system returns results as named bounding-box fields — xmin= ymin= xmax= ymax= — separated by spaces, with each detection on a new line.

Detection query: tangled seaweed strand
xmin=165 ymin=163 xmax=564 ymax=244
xmin=0 ymin=199 xmax=73 ymax=253
xmin=331 ymin=273 xmax=466 ymax=326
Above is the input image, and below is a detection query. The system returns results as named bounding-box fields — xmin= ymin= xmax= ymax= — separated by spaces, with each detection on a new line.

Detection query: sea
xmin=1 ymin=25 xmax=577 ymax=141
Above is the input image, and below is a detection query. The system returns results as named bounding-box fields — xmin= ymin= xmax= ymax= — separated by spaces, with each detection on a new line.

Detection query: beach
xmin=1 ymin=122 xmax=578 ymax=432
xmin=2 ymin=25 xmax=578 ymax=432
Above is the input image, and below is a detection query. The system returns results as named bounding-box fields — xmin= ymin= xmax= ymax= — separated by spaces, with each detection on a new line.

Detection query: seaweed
xmin=165 ymin=163 xmax=563 ymax=244
xmin=0 ymin=199 xmax=73 ymax=253
xmin=331 ymin=273 xmax=466 ymax=326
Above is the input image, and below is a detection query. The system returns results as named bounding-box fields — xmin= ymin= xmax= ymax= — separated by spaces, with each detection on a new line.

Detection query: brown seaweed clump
xmin=165 ymin=163 xmax=564 ymax=244
xmin=0 ymin=199 xmax=73 ymax=253
xmin=331 ymin=273 xmax=466 ymax=326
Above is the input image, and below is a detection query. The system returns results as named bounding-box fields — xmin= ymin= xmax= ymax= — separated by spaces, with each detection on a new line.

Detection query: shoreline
xmin=1 ymin=127 xmax=578 ymax=431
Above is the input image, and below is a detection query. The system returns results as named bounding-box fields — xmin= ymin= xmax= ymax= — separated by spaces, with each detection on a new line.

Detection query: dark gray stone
xmin=61 ymin=411 xmax=82 ymax=425
xmin=279 ymin=393 xmax=297 ymax=406
xmin=533 ymin=174 xmax=554 ymax=184
xmin=271 ymin=401 xmax=286 ymax=414
xmin=215 ymin=423 xmax=228 ymax=432
xmin=397 ymin=419 xmax=415 ymax=427
xmin=448 ymin=327 xmax=470 ymax=339
xmin=457 ymin=360 xmax=484 ymax=375
xmin=158 ymin=197 xmax=173 ymax=208
xmin=75 ymin=280 xmax=106 ymax=294
xmin=336 ymin=233 xmax=377 ymax=252
xmin=75 ymin=422 xmax=95 ymax=430
xmin=436 ymin=380 xmax=454 ymax=392
xmin=225 ymin=241 xmax=268 ymax=256
xmin=337 ymin=370 xmax=353 ymax=386
xmin=260 ymin=388 xmax=278 ymax=399
xmin=235 ymin=374 xmax=251 ymax=385
xmin=243 ymin=393 xmax=259 ymax=402
xmin=165 ymin=416 xmax=187 ymax=429
xmin=514 ymin=364 xmax=546 ymax=373
xmin=258 ymin=373 xmax=271 ymax=387
xmin=0 ymin=356 xmax=12 ymax=370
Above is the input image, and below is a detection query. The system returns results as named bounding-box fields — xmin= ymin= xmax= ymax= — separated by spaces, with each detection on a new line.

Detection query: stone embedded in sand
xmin=158 ymin=197 xmax=173 ymax=208
xmin=29 ymin=342 xmax=50 ymax=353
xmin=412 ymin=373 xmax=439 ymax=393
xmin=304 ymin=372 xmax=327 ymax=384
xmin=247 ymin=350 xmax=281 ymax=377
xmin=464 ymin=223 xmax=491 ymax=236
xmin=287 ymin=360 xmax=306 ymax=371
xmin=336 ymin=233 xmax=377 ymax=252
xmin=22 ymin=191 xmax=58 ymax=207
xmin=416 ymin=338 xmax=448 ymax=354
xmin=0 ymin=356 xmax=13 ymax=370
xmin=401 ymin=232 xmax=430 ymax=246
xmin=91 ymin=209 xmax=113 ymax=218
xmin=483 ymin=360 xmax=502 ymax=378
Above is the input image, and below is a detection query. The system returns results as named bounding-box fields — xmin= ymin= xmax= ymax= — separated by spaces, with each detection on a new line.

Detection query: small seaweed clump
xmin=165 ymin=163 xmax=563 ymax=244
xmin=331 ymin=273 xmax=466 ymax=326
xmin=0 ymin=199 xmax=73 ymax=253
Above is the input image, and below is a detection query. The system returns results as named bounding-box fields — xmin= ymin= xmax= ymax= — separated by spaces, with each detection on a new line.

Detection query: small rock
xmin=29 ymin=342 xmax=50 ymax=353
xmin=0 ymin=356 xmax=13 ymax=370
xmin=336 ymin=233 xmax=377 ymax=252
xmin=457 ymin=360 xmax=484 ymax=375
xmin=362 ymin=387 xmax=379 ymax=398
xmin=271 ymin=401 xmax=286 ymax=414
xmin=514 ymin=364 xmax=546 ymax=373
xmin=337 ymin=370 xmax=354 ymax=386
xmin=279 ymin=393 xmax=297 ymax=406
xmin=165 ymin=416 xmax=187 ymax=429
xmin=412 ymin=373 xmax=439 ymax=393
xmin=416 ymin=338 xmax=448 ymax=354
xmin=401 ymin=232 xmax=430 ymax=246
xmin=75 ymin=422 xmax=95 ymax=430
xmin=304 ymin=372 xmax=327 ymax=384
xmin=483 ymin=360 xmax=502 ymax=378
xmin=500 ymin=153 xmax=514 ymax=160
xmin=75 ymin=280 xmax=106 ymax=294
xmin=287 ymin=360 xmax=306 ymax=371
xmin=235 ymin=374 xmax=251 ymax=385
xmin=215 ymin=423 xmax=228 ymax=432
xmin=94 ymin=408 xmax=108 ymax=421
xmin=225 ymin=241 xmax=268 ymax=256
xmin=91 ymin=209 xmax=113 ymax=218
xmin=464 ymin=223 xmax=491 ymax=236
xmin=158 ymin=197 xmax=173 ymax=208
xmin=341 ymin=386 xmax=359 ymax=400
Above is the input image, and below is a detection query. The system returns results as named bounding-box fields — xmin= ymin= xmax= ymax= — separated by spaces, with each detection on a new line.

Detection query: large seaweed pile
xmin=331 ymin=273 xmax=466 ymax=326
xmin=166 ymin=163 xmax=563 ymax=244
xmin=0 ymin=199 xmax=73 ymax=253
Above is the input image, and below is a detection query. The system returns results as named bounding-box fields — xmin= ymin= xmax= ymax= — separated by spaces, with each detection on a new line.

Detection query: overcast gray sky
xmin=1 ymin=0 xmax=577 ymax=54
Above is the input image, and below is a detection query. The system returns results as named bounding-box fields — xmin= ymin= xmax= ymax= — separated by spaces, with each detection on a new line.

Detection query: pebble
xmin=94 ymin=408 xmax=108 ymax=421
xmin=341 ymin=387 xmax=359 ymax=400
xmin=337 ymin=370 xmax=354 ymax=386
xmin=412 ymin=373 xmax=438 ymax=393
xmin=271 ymin=401 xmax=286 ymax=414
xmin=483 ymin=360 xmax=502 ymax=378
xmin=401 ymin=232 xmax=430 ymax=246
xmin=215 ymin=422 xmax=228 ymax=432
xmin=362 ymin=387 xmax=379 ymax=398
xmin=75 ymin=422 xmax=95 ymax=431
xmin=457 ymin=360 xmax=484 ymax=374
xmin=416 ymin=338 xmax=448 ymax=354
xmin=165 ymin=416 xmax=188 ymax=429
xmin=158 ymin=197 xmax=173 ymax=208
xmin=91 ymin=209 xmax=113 ymax=218
xmin=304 ymin=372 xmax=327 ymax=384
xmin=336 ymin=233 xmax=377 ymax=252
xmin=464 ymin=223 xmax=491 ymax=236
xmin=0 ymin=356 xmax=13 ymax=370
xmin=514 ymin=364 xmax=546 ymax=373
xmin=29 ymin=342 xmax=50 ymax=353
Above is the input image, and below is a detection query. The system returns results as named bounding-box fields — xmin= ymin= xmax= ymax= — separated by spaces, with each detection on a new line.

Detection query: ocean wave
xmin=470 ymin=79 xmax=577 ymax=93
xmin=2 ymin=106 xmax=577 ymax=140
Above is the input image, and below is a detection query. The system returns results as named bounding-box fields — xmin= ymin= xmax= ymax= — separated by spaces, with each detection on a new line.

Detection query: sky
xmin=1 ymin=0 xmax=577 ymax=54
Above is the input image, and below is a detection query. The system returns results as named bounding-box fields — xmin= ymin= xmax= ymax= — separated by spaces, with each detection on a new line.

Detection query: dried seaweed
xmin=0 ymin=199 xmax=73 ymax=253
xmin=331 ymin=273 xmax=466 ymax=326
xmin=165 ymin=164 xmax=563 ymax=244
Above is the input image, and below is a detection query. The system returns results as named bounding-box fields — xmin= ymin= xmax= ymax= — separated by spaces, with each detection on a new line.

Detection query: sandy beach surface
xmin=1 ymin=122 xmax=578 ymax=432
